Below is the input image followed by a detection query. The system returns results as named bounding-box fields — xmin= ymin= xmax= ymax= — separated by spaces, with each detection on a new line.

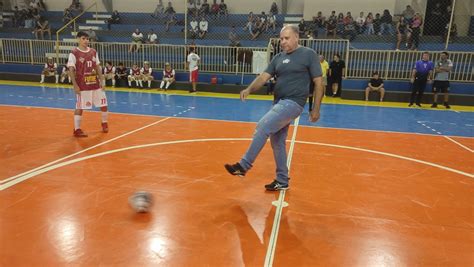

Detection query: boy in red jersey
xmin=67 ymin=31 xmax=108 ymax=137
xmin=40 ymin=56 xmax=59 ymax=83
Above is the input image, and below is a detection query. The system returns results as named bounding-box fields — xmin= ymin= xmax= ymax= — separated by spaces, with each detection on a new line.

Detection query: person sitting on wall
xmin=365 ymin=71 xmax=385 ymax=102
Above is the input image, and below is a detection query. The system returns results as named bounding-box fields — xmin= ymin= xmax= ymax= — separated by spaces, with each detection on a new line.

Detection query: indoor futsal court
xmin=0 ymin=81 xmax=473 ymax=266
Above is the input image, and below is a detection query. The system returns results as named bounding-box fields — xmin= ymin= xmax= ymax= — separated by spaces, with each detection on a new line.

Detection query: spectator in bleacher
xmin=409 ymin=52 xmax=433 ymax=107
xmin=260 ymin=12 xmax=269 ymax=32
xmin=329 ymin=53 xmax=345 ymax=97
xmin=23 ymin=9 xmax=37 ymax=29
xmin=380 ymin=9 xmax=393 ymax=35
xmin=107 ymin=10 xmax=121 ymax=30
xmin=267 ymin=12 xmax=277 ymax=34
xmin=86 ymin=28 xmax=98 ymax=42
xmin=146 ymin=29 xmax=158 ymax=44
xmin=69 ymin=0 xmax=83 ymax=13
xmin=103 ymin=61 xmax=116 ymax=87
xmin=200 ymin=0 xmax=210 ymax=16
xmin=395 ymin=16 xmax=409 ymax=51
xmin=251 ymin=19 xmax=264 ymax=40
xmin=365 ymin=13 xmax=374 ymax=35
xmin=270 ymin=2 xmax=278 ymax=16
xmin=402 ymin=5 xmax=415 ymax=24
xmin=298 ymin=18 xmax=306 ymax=38
xmin=336 ymin=13 xmax=344 ymax=35
xmin=129 ymin=28 xmax=144 ymax=53
xmin=326 ymin=12 xmax=337 ymax=38
xmin=187 ymin=0 xmax=197 ymax=17
xmin=160 ymin=62 xmax=175 ymax=91
xmin=355 ymin=12 xmax=365 ymax=34
xmin=12 ymin=6 xmax=20 ymax=27
xmin=189 ymin=17 xmax=199 ymax=38
xmin=198 ymin=17 xmax=209 ymax=39
xmin=243 ymin=12 xmax=254 ymax=33
xmin=63 ymin=8 xmax=74 ymax=26
xmin=34 ymin=17 xmax=51 ymax=40
xmin=211 ymin=0 xmax=219 ymax=18
xmin=228 ymin=25 xmax=240 ymax=46
xmin=314 ymin=11 xmax=325 ymax=29
xmin=343 ymin=12 xmax=356 ymax=41
xmin=410 ymin=13 xmax=422 ymax=50
xmin=140 ymin=61 xmax=153 ymax=89
xmin=444 ymin=22 xmax=457 ymax=43
xmin=431 ymin=51 xmax=453 ymax=109
xmin=128 ymin=63 xmax=143 ymax=88
xmin=40 ymin=57 xmax=59 ymax=84
xmin=365 ymin=71 xmax=385 ymax=101
xmin=115 ymin=62 xmax=128 ymax=87
xmin=152 ymin=0 xmax=164 ymax=18
xmin=165 ymin=7 xmax=178 ymax=32
xmin=374 ymin=13 xmax=381 ymax=35
xmin=218 ymin=0 xmax=228 ymax=17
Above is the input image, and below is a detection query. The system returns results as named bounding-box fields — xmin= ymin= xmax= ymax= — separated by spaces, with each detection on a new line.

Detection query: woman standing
xmin=329 ymin=53 xmax=345 ymax=97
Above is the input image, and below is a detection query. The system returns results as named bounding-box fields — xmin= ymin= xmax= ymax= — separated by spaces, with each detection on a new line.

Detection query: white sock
xmin=160 ymin=81 xmax=165 ymax=89
xmin=61 ymin=77 xmax=65 ymax=83
xmin=128 ymin=80 xmax=132 ymax=86
xmin=55 ymin=75 xmax=59 ymax=83
xmin=166 ymin=81 xmax=171 ymax=89
xmin=40 ymin=74 xmax=45 ymax=82
xmin=148 ymin=80 xmax=151 ymax=88
xmin=101 ymin=112 xmax=108 ymax=123
xmin=138 ymin=80 xmax=143 ymax=87
xmin=112 ymin=79 xmax=116 ymax=86
xmin=74 ymin=115 xmax=82 ymax=130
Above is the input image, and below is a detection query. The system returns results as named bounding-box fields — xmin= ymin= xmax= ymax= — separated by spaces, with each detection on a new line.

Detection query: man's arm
xmin=68 ymin=66 xmax=80 ymax=94
xmin=95 ymin=64 xmax=104 ymax=88
xmin=310 ymin=76 xmax=324 ymax=122
xmin=410 ymin=69 xmax=417 ymax=83
xmin=240 ymin=72 xmax=272 ymax=101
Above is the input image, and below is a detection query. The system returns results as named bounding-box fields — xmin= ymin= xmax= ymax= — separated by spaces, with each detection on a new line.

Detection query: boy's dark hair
xmin=76 ymin=31 xmax=89 ymax=38
xmin=106 ymin=61 xmax=112 ymax=65
xmin=372 ymin=71 xmax=379 ymax=75
xmin=118 ymin=62 xmax=124 ymax=66
xmin=441 ymin=51 xmax=449 ymax=56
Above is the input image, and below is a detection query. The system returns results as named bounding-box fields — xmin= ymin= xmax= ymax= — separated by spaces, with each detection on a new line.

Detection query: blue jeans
xmin=240 ymin=99 xmax=304 ymax=185
xmin=380 ymin=23 xmax=393 ymax=35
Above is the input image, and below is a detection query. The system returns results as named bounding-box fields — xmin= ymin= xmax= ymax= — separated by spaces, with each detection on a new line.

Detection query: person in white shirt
xmin=187 ymin=47 xmax=200 ymax=93
xmin=190 ymin=17 xmax=199 ymax=38
xmin=160 ymin=62 xmax=175 ymax=90
xmin=140 ymin=61 xmax=153 ymax=89
xmin=146 ymin=29 xmax=158 ymax=44
xmin=40 ymin=57 xmax=59 ymax=83
xmin=355 ymin=11 xmax=365 ymax=34
xmin=103 ymin=61 xmax=116 ymax=87
xmin=198 ymin=17 xmax=208 ymax=39
xmin=128 ymin=28 xmax=144 ymax=53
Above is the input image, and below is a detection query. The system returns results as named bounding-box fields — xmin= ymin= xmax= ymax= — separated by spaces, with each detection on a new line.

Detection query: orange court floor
xmin=0 ymin=104 xmax=473 ymax=266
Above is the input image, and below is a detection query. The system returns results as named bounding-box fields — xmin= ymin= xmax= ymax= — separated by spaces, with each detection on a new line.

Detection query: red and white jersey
xmin=104 ymin=65 xmax=116 ymax=75
xmin=163 ymin=68 xmax=175 ymax=78
xmin=130 ymin=67 xmax=141 ymax=76
xmin=67 ymin=47 xmax=101 ymax=91
xmin=141 ymin=66 xmax=152 ymax=75
xmin=44 ymin=62 xmax=57 ymax=72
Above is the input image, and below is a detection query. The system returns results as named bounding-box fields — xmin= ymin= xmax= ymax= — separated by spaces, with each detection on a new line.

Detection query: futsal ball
xmin=129 ymin=191 xmax=153 ymax=213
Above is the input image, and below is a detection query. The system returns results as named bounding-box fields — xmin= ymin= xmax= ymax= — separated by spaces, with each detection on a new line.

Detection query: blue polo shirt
xmin=414 ymin=60 xmax=434 ymax=77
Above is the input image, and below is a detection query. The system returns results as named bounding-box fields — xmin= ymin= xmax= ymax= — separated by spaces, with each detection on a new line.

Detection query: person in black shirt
xmin=365 ymin=71 xmax=385 ymax=101
xmin=328 ymin=53 xmax=345 ymax=96
xmin=115 ymin=62 xmax=128 ymax=87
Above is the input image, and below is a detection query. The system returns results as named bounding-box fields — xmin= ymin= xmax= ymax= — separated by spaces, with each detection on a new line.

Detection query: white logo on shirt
xmin=283 ymin=59 xmax=290 ymax=64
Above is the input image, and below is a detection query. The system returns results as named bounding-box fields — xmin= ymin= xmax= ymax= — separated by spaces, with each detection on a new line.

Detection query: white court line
xmin=264 ymin=116 xmax=300 ymax=267
xmin=1 ymin=137 xmax=472 ymax=191
xmin=0 ymin=117 xmax=171 ymax=185
xmin=443 ymin=136 xmax=474 ymax=153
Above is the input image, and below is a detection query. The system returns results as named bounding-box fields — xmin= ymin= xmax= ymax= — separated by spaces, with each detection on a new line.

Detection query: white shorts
xmin=76 ymin=89 xmax=108 ymax=110
xmin=128 ymin=75 xmax=141 ymax=81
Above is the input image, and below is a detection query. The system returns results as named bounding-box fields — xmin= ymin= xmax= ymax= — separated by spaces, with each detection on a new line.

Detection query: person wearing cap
xmin=140 ymin=61 xmax=153 ymax=89
xmin=160 ymin=62 xmax=175 ymax=91
xmin=365 ymin=71 xmax=385 ymax=101
xmin=40 ymin=56 xmax=59 ymax=83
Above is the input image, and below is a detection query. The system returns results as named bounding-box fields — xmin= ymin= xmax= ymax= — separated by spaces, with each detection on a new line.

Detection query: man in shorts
xmin=160 ymin=62 xmax=175 ymax=91
xmin=128 ymin=63 xmax=143 ymax=88
xmin=103 ymin=61 xmax=116 ymax=87
xmin=365 ymin=71 xmax=385 ymax=101
xmin=40 ymin=56 xmax=59 ymax=84
xmin=187 ymin=47 xmax=200 ymax=93
xmin=431 ymin=51 xmax=453 ymax=109
xmin=140 ymin=61 xmax=153 ymax=89
xmin=67 ymin=31 xmax=108 ymax=137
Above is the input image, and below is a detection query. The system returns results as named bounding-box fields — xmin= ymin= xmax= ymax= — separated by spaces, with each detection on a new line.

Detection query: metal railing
xmin=0 ymin=38 xmax=472 ymax=82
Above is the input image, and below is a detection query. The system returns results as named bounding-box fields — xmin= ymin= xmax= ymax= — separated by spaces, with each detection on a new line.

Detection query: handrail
xmin=55 ymin=1 xmax=98 ymax=62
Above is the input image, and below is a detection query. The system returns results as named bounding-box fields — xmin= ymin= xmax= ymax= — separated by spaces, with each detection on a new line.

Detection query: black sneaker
xmin=408 ymin=103 xmax=413 ymax=107
xmin=416 ymin=103 xmax=422 ymax=108
xmin=224 ymin=162 xmax=246 ymax=177
xmin=431 ymin=103 xmax=438 ymax=108
xmin=265 ymin=180 xmax=289 ymax=191
xmin=444 ymin=102 xmax=451 ymax=109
